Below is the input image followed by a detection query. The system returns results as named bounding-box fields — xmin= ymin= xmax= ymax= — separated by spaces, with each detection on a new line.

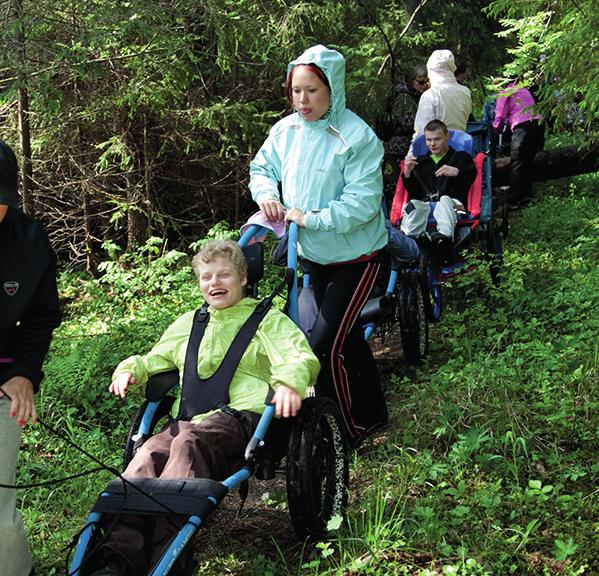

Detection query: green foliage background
xmin=2 ymin=1 xmax=598 ymax=574
xmin=0 ymin=0 xmax=507 ymax=263
xmin=17 ymin=172 xmax=599 ymax=575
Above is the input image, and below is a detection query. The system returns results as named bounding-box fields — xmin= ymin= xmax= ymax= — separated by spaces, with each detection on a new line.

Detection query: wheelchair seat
xmin=412 ymin=129 xmax=474 ymax=157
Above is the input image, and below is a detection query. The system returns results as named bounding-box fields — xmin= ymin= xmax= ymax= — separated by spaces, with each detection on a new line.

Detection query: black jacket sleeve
xmin=5 ymin=254 xmax=61 ymax=391
xmin=1 ymin=211 xmax=62 ymax=392
xmin=401 ymin=154 xmax=434 ymax=202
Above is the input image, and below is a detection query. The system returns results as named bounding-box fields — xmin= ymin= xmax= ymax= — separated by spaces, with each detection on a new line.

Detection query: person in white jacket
xmin=408 ymin=49 xmax=472 ymax=157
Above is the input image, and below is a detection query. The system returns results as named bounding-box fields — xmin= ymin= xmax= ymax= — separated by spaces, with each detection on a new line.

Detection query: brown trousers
xmin=100 ymin=410 xmax=260 ymax=573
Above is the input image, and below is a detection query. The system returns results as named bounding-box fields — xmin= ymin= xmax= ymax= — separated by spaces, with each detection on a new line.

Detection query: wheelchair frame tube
xmin=287 ymin=222 xmax=300 ymax=325
xmin=238 ymin=221 xmax=301 ymax=326
xmin=238 ymin=224 xmax=262 ymax=247
xmin=149 ymin=516 xmax=202 ymax=576
xmin=139 ymin=400 xmax=161 ymax=437
xmin=243 ymin=402 xmax=275 ymax=462
xmin=69 ymin=512 xmax=102 ymax=575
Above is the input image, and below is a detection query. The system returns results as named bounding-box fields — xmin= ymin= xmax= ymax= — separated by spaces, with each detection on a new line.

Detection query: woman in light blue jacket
xmin=249 ymin=44 xmax=388 ymax=448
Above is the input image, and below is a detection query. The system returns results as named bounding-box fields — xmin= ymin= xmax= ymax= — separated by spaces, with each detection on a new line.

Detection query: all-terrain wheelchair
xmin=388 ymin=122 xmax=506 ymax=322
xmin=68 ymin=231 xmax=349 ymax=576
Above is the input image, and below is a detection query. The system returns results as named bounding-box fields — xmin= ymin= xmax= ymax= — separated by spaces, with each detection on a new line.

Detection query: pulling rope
xmin=0 ymin=387 xmax=175 ymax=512
xmin=0 ymin=386 xmax=179 ymax=574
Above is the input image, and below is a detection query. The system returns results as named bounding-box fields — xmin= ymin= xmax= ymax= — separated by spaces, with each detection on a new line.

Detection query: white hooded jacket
xmin=409 ymin=50 xmax=472 ymax=156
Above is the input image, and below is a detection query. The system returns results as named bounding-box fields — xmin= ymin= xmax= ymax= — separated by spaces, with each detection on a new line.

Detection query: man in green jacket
xmin=92 ymin=239 xmax=320 ymax=576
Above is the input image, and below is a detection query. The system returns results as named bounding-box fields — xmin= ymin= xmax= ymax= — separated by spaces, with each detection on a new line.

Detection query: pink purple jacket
xmin=493 ymin=85 xmax=542 ymax=132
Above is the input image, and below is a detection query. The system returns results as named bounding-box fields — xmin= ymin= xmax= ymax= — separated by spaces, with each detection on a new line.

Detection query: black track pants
xmin=303 ymin=258 xmax=388 ymax=447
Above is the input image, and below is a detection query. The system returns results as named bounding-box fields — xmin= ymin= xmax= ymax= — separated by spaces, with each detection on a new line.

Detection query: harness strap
xmin=177 ymin=299 xmax=273 ymax=421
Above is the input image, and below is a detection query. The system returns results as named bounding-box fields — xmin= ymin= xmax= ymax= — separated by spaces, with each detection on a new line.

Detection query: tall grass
xmin=17 ymin=175 xmax=599 ymax=575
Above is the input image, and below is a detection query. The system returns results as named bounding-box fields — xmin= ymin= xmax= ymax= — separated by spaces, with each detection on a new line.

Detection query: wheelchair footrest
xmin=92 ymin=477 xmax=228 ymax=519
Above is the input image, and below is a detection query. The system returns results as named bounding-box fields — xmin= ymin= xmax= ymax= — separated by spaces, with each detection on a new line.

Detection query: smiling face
xmin=291 ymin=65 xmax=331 ymax=122
xmin=424 ymin=128 xmax=450 ymax=157
xmin=198 ymin=257 xmax=247 ymax=309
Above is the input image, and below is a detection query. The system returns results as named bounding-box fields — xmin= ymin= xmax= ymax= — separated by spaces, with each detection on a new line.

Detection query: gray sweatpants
xmin=0 ymin=398 xmax=33 ymax=576
xmin=400 ymin=196 xmax=462 ymax=239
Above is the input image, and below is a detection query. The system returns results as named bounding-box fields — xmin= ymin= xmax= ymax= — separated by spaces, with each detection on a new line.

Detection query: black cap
xmin=0 ymin=140 xmax=19 ymax=207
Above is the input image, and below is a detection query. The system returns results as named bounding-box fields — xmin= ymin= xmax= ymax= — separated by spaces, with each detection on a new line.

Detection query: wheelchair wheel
xmin=286 ymin=397 xmax=348 ymax=540
xmin=398 ymin=271 xmax=429 ymax=364
xmin=123 ymin=396 xmax=175 ymax=468
xmin=422 ymin=255 xmax=442 ymax=321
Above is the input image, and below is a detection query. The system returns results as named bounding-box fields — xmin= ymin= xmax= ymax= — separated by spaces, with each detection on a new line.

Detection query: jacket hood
xmin=427 ymin=49 xmax=458 ymax=87
xmin=287 ymin=44 xmax=346 ymax=125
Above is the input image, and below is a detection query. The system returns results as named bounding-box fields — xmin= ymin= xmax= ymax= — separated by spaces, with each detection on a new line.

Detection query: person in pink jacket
xmin=493 ymin=83 xmax=545 ymax=209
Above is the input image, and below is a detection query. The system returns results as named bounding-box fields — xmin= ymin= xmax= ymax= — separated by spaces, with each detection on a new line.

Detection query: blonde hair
xmin=191 ymin=239 xmax=247 ymax=280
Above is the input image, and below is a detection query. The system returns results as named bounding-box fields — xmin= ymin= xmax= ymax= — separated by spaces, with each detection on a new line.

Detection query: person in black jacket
xmin=400 ymin=119 xmax=476 ymax=260
xmin=0 ymin=140 xmax=61 ymax=576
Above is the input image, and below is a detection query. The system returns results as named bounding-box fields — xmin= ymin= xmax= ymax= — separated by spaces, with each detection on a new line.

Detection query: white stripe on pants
xmin=0 ymin=398 xmax=32 ymax=576
xmin=400 ymin=196 xmax=461 ymax=239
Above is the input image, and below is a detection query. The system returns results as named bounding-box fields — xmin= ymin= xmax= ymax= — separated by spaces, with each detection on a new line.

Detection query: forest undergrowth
xmin=16 ymin=174 xmax=598 ymax=575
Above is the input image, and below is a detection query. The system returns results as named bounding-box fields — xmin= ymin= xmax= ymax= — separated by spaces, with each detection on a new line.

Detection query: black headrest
xmin=242 ymin=242 xmax=264 ymax=286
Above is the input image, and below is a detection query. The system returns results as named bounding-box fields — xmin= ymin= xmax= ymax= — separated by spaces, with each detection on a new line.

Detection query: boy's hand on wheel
xmin=109 ymin=372 xmax=134 ymax=399
xmin=273 ymin=385 xmax=302 ymax=418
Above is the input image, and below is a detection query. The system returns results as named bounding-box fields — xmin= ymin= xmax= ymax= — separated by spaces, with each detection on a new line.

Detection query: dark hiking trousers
xmin=509 ymin=120 xmax=545 ymax=204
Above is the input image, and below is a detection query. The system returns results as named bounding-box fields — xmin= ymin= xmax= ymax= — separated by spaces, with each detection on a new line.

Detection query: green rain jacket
xmin=112 ymin=298 xmax=320 ymax=423
xmin=249 ymin=44 xmax=387 ymax=265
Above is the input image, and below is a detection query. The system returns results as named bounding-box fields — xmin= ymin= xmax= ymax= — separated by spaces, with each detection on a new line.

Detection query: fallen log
xmin=492 ymin=143 xmax=599 ymax=181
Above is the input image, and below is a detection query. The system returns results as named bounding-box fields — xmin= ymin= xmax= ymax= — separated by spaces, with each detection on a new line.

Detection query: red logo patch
xmin=3 ymin=281 xmax=19 ymax=296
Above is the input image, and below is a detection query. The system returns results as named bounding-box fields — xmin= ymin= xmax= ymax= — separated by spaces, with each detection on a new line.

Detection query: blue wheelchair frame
xmin=69 ymin=405 xmax=277 ymax=576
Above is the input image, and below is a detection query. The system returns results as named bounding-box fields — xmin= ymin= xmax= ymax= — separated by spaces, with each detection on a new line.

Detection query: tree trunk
xmin=10 ymin=0 xmax=34 ymax=214
xmin=493 ymin=144 xmax=599 ymax=181
xmin=17 ymin=86 xmax=33 ymax=213
xmin=533 ymin=144 xmax=599 ymax=181
xmin=126 ymin=178 xmax=148 ymax=251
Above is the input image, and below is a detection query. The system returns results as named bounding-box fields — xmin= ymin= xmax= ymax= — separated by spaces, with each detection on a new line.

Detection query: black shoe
xmin=91 ymin=556 xmax=131 ymax=576
xmin=507 ymin=201 xmax=520 ymax=211
xmin=430 ymin=231 xmax=454 ymax=264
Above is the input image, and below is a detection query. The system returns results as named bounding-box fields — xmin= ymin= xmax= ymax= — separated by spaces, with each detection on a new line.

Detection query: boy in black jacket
xmin=400 ymin=119 xmax=476 ymax=259
xmin=0 ymin=140 xmax=61 ymax=576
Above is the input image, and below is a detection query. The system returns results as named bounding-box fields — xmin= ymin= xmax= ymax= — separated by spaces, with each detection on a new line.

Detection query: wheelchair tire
xmin=398 ymin=271 xmax=429 ymax=364
xmin=286 ymin=397 xmax=348 ymax=540
xmin=123 ymin=396 xmax=175 ymax=469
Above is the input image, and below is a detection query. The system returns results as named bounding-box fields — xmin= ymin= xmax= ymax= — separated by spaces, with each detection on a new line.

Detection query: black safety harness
xmin=177 ymin=285 xmax=285 ymax=421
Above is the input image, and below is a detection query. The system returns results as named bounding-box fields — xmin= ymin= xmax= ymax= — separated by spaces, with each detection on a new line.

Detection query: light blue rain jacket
xmin=249 ymin=45 xmax=387 ymax=265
